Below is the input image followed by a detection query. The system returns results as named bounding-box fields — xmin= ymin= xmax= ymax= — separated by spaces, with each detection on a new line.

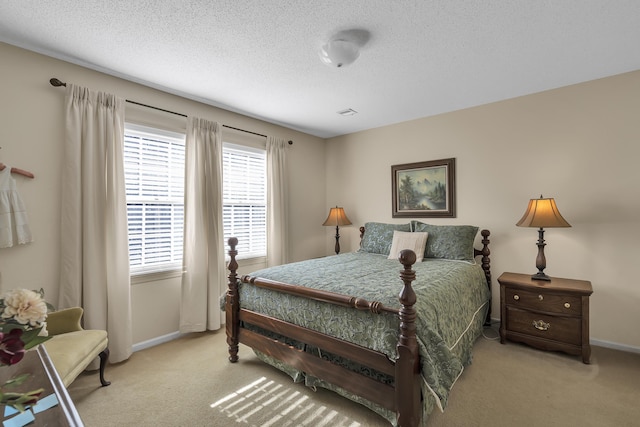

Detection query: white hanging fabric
xmin=58 ymin=84 xmax=132 ymax=363
xmin=266 ymin=136 xmax=289 ymax=266
xmin=180 ymin=117 xmax=226 ymax=332
xmin=0 ymin=166 xmax=33 ymax=248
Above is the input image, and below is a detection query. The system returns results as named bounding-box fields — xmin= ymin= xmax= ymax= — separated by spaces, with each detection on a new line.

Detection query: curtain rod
xmin=49 ymin=78 xmax=293 ymax=145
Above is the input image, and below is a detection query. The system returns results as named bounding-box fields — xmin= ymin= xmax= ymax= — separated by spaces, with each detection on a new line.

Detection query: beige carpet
xmin=68 ymin=327 xmax=640 ymax=426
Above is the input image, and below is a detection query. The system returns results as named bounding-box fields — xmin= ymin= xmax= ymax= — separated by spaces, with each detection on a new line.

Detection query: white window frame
xmin=124 ymin=123 xmax=185 ymax=280
xmin=223 ymin=142 xmax=267 ymax=260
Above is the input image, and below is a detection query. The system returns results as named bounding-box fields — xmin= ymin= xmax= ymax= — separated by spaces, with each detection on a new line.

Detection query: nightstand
xmin=498 ymin=272 xmax=593 ymax=364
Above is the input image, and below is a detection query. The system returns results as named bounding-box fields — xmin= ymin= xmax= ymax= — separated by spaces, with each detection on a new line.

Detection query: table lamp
xmin=516 ymin=195 xmax=571 ymax=281
xmin=322 ymin=206 xmax=352 ymax=254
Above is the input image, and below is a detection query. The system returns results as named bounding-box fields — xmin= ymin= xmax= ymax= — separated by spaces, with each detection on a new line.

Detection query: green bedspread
xmin=233 ymin=251 xmax=490 ymax=424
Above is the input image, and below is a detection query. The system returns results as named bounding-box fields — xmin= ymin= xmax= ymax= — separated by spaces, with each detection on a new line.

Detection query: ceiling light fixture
xmin=320 ymin=39 xmax=360 ymax=68
xmin=319 ymin=29 xmax=370 ymax=68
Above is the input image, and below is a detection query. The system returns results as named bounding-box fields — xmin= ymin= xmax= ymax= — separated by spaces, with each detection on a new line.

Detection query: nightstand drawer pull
xmin=513 ymin=295 xmax=520 ymax=301
xmin=538 ymin=294 xmax=544 ymax=301
xmin=564 ymin=302 xmax=571 ymax=309
xmin=532 ymin=320 xmax=550 ymax=331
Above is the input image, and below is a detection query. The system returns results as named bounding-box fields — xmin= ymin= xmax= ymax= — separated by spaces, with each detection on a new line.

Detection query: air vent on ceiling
xmin=337 ymin=108 xmax=358 ymax=116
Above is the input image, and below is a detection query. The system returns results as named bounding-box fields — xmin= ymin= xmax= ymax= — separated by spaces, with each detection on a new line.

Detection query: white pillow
xmin=387 ymin=231 xmax=428 ymax=262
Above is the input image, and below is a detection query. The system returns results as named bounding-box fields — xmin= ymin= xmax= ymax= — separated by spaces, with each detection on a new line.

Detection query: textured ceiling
xmin=1 ymin=1 xmax=640 ymax=138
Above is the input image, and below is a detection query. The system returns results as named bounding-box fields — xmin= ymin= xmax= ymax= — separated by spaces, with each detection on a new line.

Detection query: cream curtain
xmin=58 ymin=84 xmax=132 ymax=363
xmin=180 ymin=117 xmax=226 ymax=332
xmin=266 ymin=137 xmax=289 ymax=266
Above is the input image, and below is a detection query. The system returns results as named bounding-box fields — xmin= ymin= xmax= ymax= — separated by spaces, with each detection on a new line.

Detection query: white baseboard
xmin=590 ymin=338 xmax=640 ymax=354
xmin=133 ymin=331 xmax=183 ymax=353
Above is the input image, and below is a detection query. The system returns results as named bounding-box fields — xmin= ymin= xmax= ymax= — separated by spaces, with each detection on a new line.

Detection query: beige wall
xmin=0 ymin=42 xmax=327 ymax=345
xmin=325 ymin=70 xmax=640 ymax=351
xmin=2 ymin=41 xmax=638 ymax=352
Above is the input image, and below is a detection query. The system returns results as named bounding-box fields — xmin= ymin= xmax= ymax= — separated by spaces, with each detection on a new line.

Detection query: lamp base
xmin=531 ymin=272 xmax=551 ymax=281
xmin=532 ymin=227 xmax=551 ymax=281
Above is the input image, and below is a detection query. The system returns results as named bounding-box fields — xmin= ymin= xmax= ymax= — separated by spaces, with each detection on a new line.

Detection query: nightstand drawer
xmin=505 ymin=287 xmax=581 ymax=315
xmin=506 ymin=307 xmax=581 ymax=345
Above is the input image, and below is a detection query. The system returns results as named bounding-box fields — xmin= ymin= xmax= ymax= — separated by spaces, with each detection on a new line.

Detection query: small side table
xmin=0 ymin=346 xmax=84 ymax=426
xmin=498 ymin=272 xmax=593 ymax=364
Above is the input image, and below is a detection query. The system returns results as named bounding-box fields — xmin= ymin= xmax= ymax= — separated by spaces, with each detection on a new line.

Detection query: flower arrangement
xmin=0 ymin=288 xmax=53 ymax=412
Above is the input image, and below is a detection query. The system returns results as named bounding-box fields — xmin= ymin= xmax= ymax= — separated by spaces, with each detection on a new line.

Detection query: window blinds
xmin=223 ymin=143 xmax=267 ymax=259
xmin=124 ymin=124 xmax=185 ymax=274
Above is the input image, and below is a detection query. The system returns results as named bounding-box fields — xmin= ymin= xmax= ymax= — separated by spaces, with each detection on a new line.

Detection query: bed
xmin=225 ymin=221 xmax=491 ymax=427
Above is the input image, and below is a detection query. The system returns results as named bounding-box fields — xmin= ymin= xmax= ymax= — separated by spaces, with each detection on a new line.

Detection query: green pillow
xmin=411 ymin=221 xmax=479 ymax=261
xmin=359 ymin=222 xmax=411 ymax=255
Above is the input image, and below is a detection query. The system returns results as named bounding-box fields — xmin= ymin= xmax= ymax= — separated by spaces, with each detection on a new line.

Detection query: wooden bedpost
xmin=395 ymin=249 xmax=420 ymax=427
xmin=479 ymin=229 xmax=491 ymax=325
xmin=479 ymin=229 xmax=491 ymax=287
xmin=226 ymin=237 xmax=240 ymax=363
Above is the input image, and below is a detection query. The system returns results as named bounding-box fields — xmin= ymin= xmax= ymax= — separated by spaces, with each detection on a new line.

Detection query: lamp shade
xmin=516 ymin=196 xmax=571 ymax=228
xmin=322 ymin=207 xmax=352 ymax=227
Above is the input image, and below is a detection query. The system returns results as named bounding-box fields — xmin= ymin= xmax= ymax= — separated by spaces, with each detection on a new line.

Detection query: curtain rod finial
xmin=49 ymin=78 xmax=66 ymax=87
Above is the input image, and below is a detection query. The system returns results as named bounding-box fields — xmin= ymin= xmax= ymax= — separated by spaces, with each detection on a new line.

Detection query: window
xmin=124 ymin=123 xmax=185 ymax=275
xmin=223 ymin=143 xmax=267 ymax=259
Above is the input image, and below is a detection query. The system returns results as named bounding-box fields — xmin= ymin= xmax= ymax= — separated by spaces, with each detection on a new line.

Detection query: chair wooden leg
xmin=99 ymin=348 xmax=111 ymax=386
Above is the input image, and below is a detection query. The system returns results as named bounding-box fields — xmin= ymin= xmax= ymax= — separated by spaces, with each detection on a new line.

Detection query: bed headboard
xmin=358 ymin=225 xmax=490 ymax=277
xmin=359 ymin=224 xmax=491 ymax=324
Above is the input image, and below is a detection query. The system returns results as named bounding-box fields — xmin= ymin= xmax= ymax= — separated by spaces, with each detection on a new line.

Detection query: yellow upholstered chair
xmin=43 ymin=307 xmax=110 ymax=388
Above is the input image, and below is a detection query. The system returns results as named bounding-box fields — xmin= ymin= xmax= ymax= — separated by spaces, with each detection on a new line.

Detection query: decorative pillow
xmin=411 ymin=221 xmax=479 ymax=261
xmin=387 ymin=231 xmax=428 ymax=262
xmin=359 ymin=222 xmax=411 ymax=255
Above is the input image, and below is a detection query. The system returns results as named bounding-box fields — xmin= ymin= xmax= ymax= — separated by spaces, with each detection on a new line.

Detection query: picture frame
xmin=391 ymin=158 xmax=456 ymax=218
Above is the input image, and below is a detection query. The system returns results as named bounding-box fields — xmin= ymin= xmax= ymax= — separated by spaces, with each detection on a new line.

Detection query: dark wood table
xmin=1 ymin=345 xmax=84 ymax=426
xmin=498 ymin=272 xmax=593 ymax=364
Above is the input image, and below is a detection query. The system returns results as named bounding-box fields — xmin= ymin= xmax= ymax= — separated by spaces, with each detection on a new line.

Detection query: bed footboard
xmin=225 ymin=238 xmax=421 ymax=426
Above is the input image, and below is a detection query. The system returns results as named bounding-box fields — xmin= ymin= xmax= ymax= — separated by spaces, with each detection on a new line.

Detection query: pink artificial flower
xmin=0 ymin=328 xmax=26 ymax=366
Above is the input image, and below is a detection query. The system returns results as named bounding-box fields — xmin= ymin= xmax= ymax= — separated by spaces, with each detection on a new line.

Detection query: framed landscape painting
xmin=391 ymin=158 xmax=456 ymax=218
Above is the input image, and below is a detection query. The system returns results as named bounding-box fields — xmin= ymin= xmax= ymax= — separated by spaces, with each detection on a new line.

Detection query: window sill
xmin=227 ymin=255 xmax=267 ymax=275
xmin=131 ymin=268 xmax=182 ymax=285
xmin=130 ymin=256 xmax=267 ymax=285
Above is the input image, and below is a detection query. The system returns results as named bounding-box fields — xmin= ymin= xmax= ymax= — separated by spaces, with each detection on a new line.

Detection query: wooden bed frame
xmin=225 ymin=229 xmax=491 ymax=427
